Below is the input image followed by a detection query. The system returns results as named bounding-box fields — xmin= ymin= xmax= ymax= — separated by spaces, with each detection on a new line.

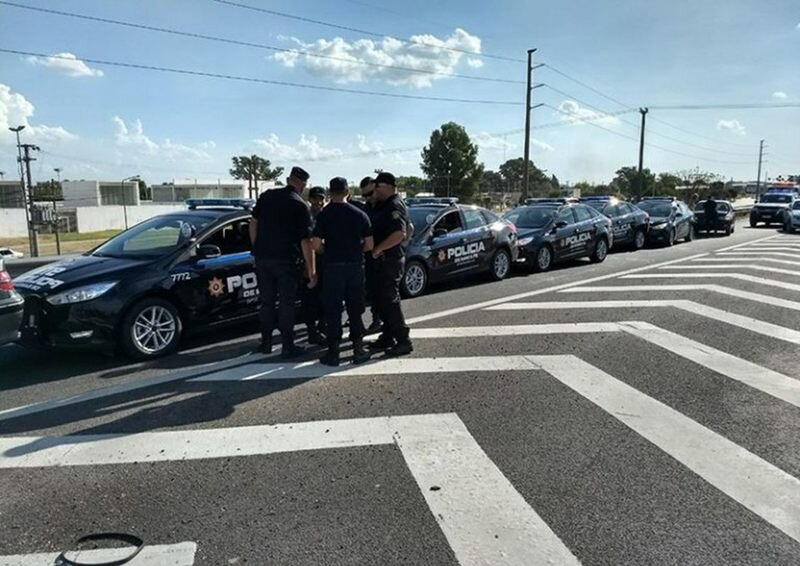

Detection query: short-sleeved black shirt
xmin=371 ymin=194 xmax=408 ymax=258
xmin=251 ymin=187 xmax=312 ymax=260
xmin=312 ymin=202 xmax=372 ymax=265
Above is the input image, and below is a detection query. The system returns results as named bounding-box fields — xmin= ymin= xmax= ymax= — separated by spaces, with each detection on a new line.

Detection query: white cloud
xmin=772 ymin=91 xmax=788 ymax=99
xmin=355 ymin=134 xmax=385 ymax=155
xmin=112 ymin=117 xmax=211 ymax=160
xmin=26 ymin=52 xmax=104 ymax=78
xmin=466 ymin=58 xmax=483 ymax=68
xmin=253 ymin=134 xmax=344 ymax=161
xmin=556 ymin=100 xmax=619 ymax=126
xmin=0 ymin=83 xmax=76 ymax=144
xmin=473 ymin=131 xmax=551 ymax=153
xmin=272 ymin=29 xmax=483 ymax=88
xmin=717 ymin=119 xmax=746 ymax=136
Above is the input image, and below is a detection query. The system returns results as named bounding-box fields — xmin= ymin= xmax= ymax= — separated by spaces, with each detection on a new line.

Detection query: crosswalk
xmin=1 ymin=233 xmax=799 ymax=564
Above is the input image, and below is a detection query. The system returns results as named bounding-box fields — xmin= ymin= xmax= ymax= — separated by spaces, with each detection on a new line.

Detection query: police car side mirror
xmin=554 ymin=220 xmax=568 ymax=229
xmin=197 ymin=244 xmax=221 ymax=259
xmin=675 ymin=212 xmax=683 ymax=218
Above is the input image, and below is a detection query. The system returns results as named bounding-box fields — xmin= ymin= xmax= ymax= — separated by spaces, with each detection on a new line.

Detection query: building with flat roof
xmin=62 ymin=180 xmax=140 ymax=208
xmin=0 ymin=180 xmax=25 ymax=208
xmin=151 ymin=180 xmax=280 ymax=203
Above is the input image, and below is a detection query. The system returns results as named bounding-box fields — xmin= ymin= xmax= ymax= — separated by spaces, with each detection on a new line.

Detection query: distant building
xmin=0 ymin=180 xmax=25 ymax=208
xmin=62 ymin=180 xmax=140 ymax=208
xmin=150 ymin=180 xmax=280 ymax=203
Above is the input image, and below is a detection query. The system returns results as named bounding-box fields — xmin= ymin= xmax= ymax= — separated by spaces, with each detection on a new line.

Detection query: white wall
xmin=75 ymin=204 xmax=186 ymax=233
xmin=0 ymin=208 xmax=29 ymax=237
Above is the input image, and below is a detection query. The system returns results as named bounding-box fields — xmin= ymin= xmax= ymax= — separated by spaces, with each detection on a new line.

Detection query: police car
xmin=502 ymin=200 xmax=613 ymax=272
xmin=750 ymin=188 xmax=798 ymax=227
xmin=581 ymin=196 xmax=650 ymax=250
xmin=401 ymin=202 xmax=518 ymax=298
xmin=636 ymin=197 xmax=695 ymax=246
xmin=13 ymin=199 xmax=263 ymax=359
xmin=783 ymin=200 xmax=800 ymax=233
xmin=694 ymin=200 xmax=736 ymax=236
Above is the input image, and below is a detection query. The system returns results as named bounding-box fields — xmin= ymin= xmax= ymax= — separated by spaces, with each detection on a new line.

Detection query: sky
xmin=0 ymin=0 xmax=798 ymax=189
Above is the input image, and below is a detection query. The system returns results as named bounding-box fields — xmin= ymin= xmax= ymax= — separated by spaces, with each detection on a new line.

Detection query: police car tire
xmin=489 ymin=248 xmax=512 ymax=281
xmin=120 ymin=297 xmax=182 ymax=360
xmin=533 ymin=245 xmax=553 ymax=272
xmin=632 ymin=229 xmax=646 ymax=250
xmin=591 ymin=237 xmax=608 ymax=263
xmin=749 ymin=218 xmax=757 ymax=228
xmin=401 ymin=261 xmax=428 ymax=298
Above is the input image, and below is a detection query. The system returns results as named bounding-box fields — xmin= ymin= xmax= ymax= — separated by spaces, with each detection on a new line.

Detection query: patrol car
xmin=401 ymin=202 xmax=518 ymax=298
xmin=13 ymin=199 xmax=263 ymax=359
xmin=502 ymin=201 xmax=613 ymax=272
xmin=636 ymin=197 xmax=695 ymax=246
xmin=694 ymin=200 xmax=736 ymax=236
xmin=783 ymin=200 xmax=800 ymax=233
xmin=750 ymin=188 xmax=798 ymax=227
xmin=581 ymin=196 xmax=650 ymax=250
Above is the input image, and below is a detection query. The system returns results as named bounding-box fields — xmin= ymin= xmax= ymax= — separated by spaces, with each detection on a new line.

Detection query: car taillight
xmin=0 ymin=270 xmax=12 ymax=292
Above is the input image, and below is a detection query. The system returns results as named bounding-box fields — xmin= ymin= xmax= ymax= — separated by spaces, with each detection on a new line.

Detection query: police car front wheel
xmin=121 ymin=298 xmax=183 ymax=359
xmin=490 ymin=248 xmax=511 ymax=281
xmin=591 ymin=238 xmax=609 ymax=263
xmin=533 ymin=245 xmax=553 ymax=272
xmin=401 ymin=261 xmax=428 ymax=298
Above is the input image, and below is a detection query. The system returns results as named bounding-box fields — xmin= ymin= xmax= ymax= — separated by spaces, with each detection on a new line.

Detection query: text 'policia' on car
xmin=13 ymin=199 xmax=261 ymax=359
xmin=502 ymin=198 xmax=613 ymax=272
xmin=402 ymin=199 xmax=518 ymax=298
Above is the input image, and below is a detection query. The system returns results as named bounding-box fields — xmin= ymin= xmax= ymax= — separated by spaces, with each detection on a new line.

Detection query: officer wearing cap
xmin=308 ymin=186 xmax=326 ymax=220
xmin=367 ymin=172 xmax=412 ymax=357
xmin=359 ymin=176 xmax=382 ymax=335
xmin=303 ymin=186 xmax=327 ymax=344
xmin=311 ymin=177 xmax=373 ymax=366
xmin=249 ymin=166 xmax=316 ymax=358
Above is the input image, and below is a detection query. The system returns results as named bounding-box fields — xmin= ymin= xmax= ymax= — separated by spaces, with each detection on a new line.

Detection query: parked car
xmin=502 ymin=201 xmax=613 ymax=272
xmin=402 ymin=202 xmax=518 ymax=298
xmin=783 ymin=200 xmax=800 ymax=233
xmin=0 ymin=247 xmax=24 ymax=259
xmin=636 ymin=197 xmax=695 ymax=246
xmin=582 ymin=197 xmax=650 ymax=250
xmin=0 ymin=258 xmax=24 ymax=347
xmin=750 ymin=190 xmax=798 ymax=227
xmin=694 ymin=200 xmax=735 ymax=236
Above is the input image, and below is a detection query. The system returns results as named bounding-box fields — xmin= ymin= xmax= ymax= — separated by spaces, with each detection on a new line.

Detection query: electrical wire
xmin=0 ymin=1 xmax=523 ymax=85
xmin=0 ymin=48 xmax=522 ymax=106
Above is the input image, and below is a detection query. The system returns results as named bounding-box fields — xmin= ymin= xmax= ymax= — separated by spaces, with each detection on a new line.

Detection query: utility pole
xmin=21 ymin=143 xmax=41 ymax=257
xmin=9 ymin=125 xmax=36 ymax=255
xmin=52 ymin=168 xmax=62 ymax=255
xmin=637 ymin=107 xmax=649 ymax=197
xmin=522 ymin=48 xmax=544 ymax=201
xmin=0 ymin=171 xmax=5 ymax=180
xmin=755 ymin=139 xmax=765 ymax=200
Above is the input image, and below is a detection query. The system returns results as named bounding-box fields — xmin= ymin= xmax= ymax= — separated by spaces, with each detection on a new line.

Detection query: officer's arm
xmin=301 ymin=239 xmax=316 ymax=279
xmin=311 ymin=237 xmax=325 ymax=254
xmin=249 ymin=219 xmax=258 ymax=247
xmin=362 ymin=236 xmax=374 ymax=252
xmin=373 ymin=230 xmax=404 ymax=257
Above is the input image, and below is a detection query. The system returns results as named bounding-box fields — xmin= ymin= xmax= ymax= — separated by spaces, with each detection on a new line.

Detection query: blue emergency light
xmin=186 ymin=198 xmax=255 ymax=210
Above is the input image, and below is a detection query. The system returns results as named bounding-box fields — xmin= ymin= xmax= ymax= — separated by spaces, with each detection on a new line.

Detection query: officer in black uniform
xmin=249 ymin=166 xmax=316 ymax=358
xmin=311 ymin=177 xmax=373 ymax=366
xmin=302 ymin=186 xmax=327 ymax=343
xmin=359 ymin=176 xmax=383 ymax=335
xmin=368 ymin=172 xmax=412 ymax=357
xmin=704 ymin=195 xmax=719 ymax=234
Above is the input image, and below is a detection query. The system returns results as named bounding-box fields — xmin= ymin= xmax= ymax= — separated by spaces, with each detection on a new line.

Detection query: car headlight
xmin=46 ymin=281 xmax=118 ymax=305
xmin=518 ymin=236 xmax=535 ymax=246
xmin=650 ymin=223 xmax=667 ymax=231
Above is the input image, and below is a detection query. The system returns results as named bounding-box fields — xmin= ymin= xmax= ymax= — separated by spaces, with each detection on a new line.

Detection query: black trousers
xmin=322 ymin=263 xmax=365 ymax=343
xmin=256 ymin=259 xmax=299 ymax=347
xmin=372 ymin=254 xmax=410 ymax=342
xmin=301 ymin=266 xmax=324 ymax=333
xmin=364 ymin=255 xmax=381 ymax=323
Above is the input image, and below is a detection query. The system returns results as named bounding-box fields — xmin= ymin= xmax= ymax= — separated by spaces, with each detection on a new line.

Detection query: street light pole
xmin=9 ymin=125 xmax=36 ymax=256
xmin=121 ymin=175 xmax=140 ymax=230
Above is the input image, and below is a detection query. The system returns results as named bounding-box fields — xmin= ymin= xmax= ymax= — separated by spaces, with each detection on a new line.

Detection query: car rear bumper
xmin=0 ymin=297 xmax=24 ymax=346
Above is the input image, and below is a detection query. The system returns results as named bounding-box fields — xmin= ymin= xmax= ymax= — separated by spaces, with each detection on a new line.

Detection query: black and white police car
xmin=581 ymin=196 xmax=651 ymax=250
xmin=750 ymin=188 xmax=799 ymax=227
xmin=13 ymin=199 xmax=263 ymax=359
xmin=502 ymin=199 xmax=613 ymax=272
xmin=636 ymin=197 xmax=695 ymax=246
xmin=402 ymin=199 xmax=518 ymax=297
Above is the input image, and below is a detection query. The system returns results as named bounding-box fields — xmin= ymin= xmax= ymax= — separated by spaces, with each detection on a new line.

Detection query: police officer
xmin=704 ymin=195 xmax=719 ymax=234
xmin=311 ymin=177 xmax=373 ymax=366
xmin=359 ymin=176 xmax=382 ymax=335
xmin=249 ymin=166 xmax=316 ymax=358
xmin=368 ymin=172 xmax=413 ymax=357
xmin=303 ymin=186 xmax=327 ymax=343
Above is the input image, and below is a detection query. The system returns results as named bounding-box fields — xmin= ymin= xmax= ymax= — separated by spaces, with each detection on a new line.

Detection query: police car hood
xmin=13 ymin=254 xmax=149 ymax=294
xmin=517 ymin=227 xmax=549 ymax=240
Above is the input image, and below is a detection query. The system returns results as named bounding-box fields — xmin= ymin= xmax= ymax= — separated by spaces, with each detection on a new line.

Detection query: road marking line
xmin=562 ymin=284 xmax=800 ymax=311
xmin=694 ymin=257 xmax=800 ymax=267
xmin=730 ymin=247 xmax=800 ymax=254
xmin=485 ymin=301 xmax=800 ymax=345
xmin=0 ymin=413 xmax=580 ymax=566
xmin=659 ymin=264 xmax=800 ymax=276
xmin=412 ymin=322 xmax=620 ymax=337
xmin=531 ymin=355 xmax=800 ymax=545
xmin=0 ymin=542 xmax=197 ymax=566
xmin=712 ymin=234 xmax=780 ymax=252
xmin=619 ymin=273 xmax=800 ymax=292
xmin=192 ymin=355 xmax=542 ymax=382
xmin=717 ymin=251 xmax=800 ymax=259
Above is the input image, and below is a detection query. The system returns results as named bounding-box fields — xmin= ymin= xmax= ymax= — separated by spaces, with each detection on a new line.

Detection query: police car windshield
xmin=637 ymin=201 xmax=673 ymax=217
xmin=408 ymin=207 xmax=442 ymax=235
xmin=503 ymin=206 xmax=555 ymax=229
xmin=93 ymin=214 xmax=213 ymax=259
xmin=761 ymin=194 xmax=792 ymax=203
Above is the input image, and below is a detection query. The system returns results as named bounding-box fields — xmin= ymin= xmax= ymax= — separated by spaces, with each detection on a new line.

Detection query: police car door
xmin=428 ymin=210 xmax=469 ymax=278
xmin=607 ymin=204 xmax=630 ymax=243
xmin=461 ymin=208 xmax=494 ymax=272
xmin=173 ymin=218 xmax=256 ymax=324
xmin=553 ymin=207 xmax=579 ymax=260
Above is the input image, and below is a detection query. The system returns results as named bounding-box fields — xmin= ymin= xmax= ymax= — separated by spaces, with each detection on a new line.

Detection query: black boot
xmin=386 ymin=339 xmax=413 ymax=357
xmin=319 ymin=340 xmax=340 ymax=367
xmin=367 ymin=334 xmax=395 ymax=351
xmin=352 ymin=338 xmax=370 ymax=364
xmin=307 ymin=328 xmax=325 ymax=346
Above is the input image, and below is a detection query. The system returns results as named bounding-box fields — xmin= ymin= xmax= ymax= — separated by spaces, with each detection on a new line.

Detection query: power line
xmin=0 ymin=48 xmax=522 ymax=106
xmin=210 ymin=0 xmax=524 ymax=63
xmin=0 ymin=1 xmax=523 ymax=85
xmin=648 ymin=103 xmax=800 ymax=110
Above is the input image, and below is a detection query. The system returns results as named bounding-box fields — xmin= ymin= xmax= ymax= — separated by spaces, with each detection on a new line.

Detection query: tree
xmin=498 ymin=157 xmax=556 ymax=196
xmin=655 ymin=173 xmax=682 ymax=195
xmin=33 ymin=180 xmax=62 ymax=201
xmin=611 ymin=166 xmax=654 ymax=199
xmin=138 ymin=179 xmax=151 ymax=201
xmin=480 ymin=170 xmax=504 ymax=193
xmin=230 ymin=154 xmax=284 ymax=198
xmin=396 ymin=176 xmax=427 ymax=195
xmin=421 ymin=122 xmax=484 ymax=202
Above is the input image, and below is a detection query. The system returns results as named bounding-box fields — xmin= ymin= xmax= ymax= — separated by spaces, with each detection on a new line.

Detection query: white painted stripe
xmin=659 ymin=264 xmax=800 ymax=276
xmin=412 ymin=322 xmax=620 ymax=338
xmin=0 ymin=413 xmax=580 ymax=565
xmin=620 ymin=273 xmax=800 ymax=292
xmin=695 ymin=257 xmax=800 ymax=267
xmin=531 ymin=355 xmax=800 ymax=545
xmin=718 ymin=251 xmax=800 ymax=259
xmin=393 ymin=414 xmax=581 ymax=565
xmin=713 ymin=234 xmax=780 ymax=252
xmin=0 ymin=542 xmax=197 ymax=566
xmin=732 ymin=247 xmax=800 ymax=254
xmin=485 ymin=301 xmax=800 ymax=345
xmin=561 ymin=284 xmax=800 ymax=311
xmin=192 ymin=355 xmax=541 ymax=382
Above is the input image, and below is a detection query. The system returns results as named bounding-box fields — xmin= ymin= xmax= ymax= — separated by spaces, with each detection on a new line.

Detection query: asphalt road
xmin=1 ymin=226 xmax=799 ymax=565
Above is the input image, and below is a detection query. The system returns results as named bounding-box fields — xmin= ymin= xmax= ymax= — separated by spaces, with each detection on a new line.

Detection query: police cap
xmin=374 ymin=172 xmax=396 ymax=187
xmin=329 ymin=177 xmax=348 ymax=193
xmin=308 ymin=186 xmax=326 ymax=198
xmin=290 ymin=166 xmax=310 ymax=182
